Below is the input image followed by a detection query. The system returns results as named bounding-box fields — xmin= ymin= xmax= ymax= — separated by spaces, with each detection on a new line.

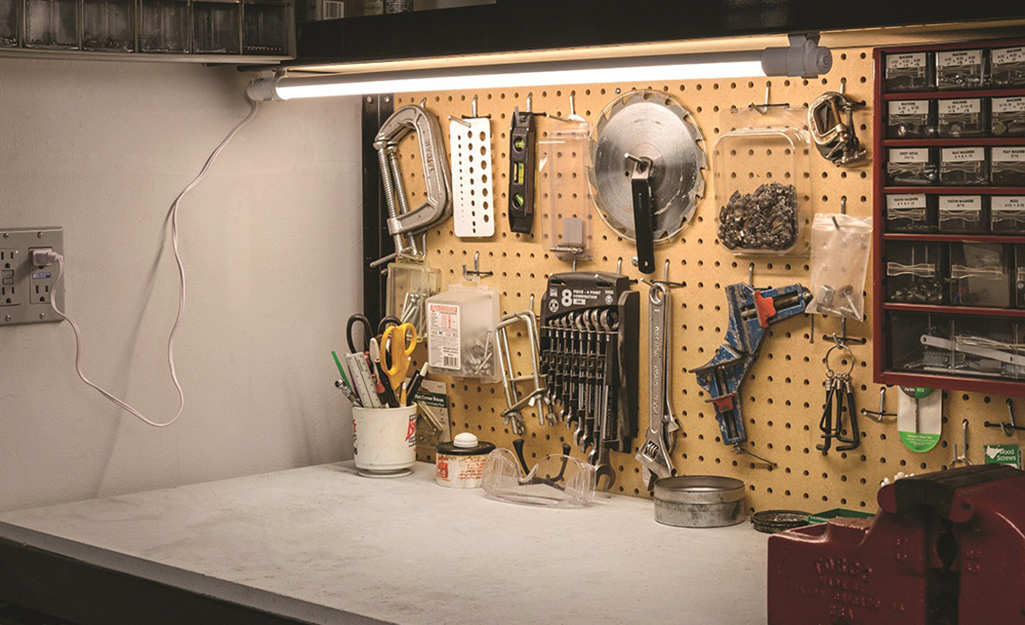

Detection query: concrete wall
xmin=0 ymin=58 xmax=362 ymax=512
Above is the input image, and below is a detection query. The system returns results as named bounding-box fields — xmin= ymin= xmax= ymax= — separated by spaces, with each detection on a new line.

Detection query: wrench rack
xmin=381 ymin=41 xmax=1025 ymax=511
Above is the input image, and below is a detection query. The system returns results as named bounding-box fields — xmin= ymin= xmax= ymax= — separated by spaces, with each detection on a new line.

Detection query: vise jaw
xmin=768 ymin=465 xmax=1025 ymax=625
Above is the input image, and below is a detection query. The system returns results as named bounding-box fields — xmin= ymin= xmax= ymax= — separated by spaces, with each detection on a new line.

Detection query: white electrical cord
xmin=43 ymin=99 xmax=261 ymax=428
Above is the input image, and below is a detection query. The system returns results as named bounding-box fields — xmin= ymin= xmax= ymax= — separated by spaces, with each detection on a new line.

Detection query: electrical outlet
xmin=0 ymin=228 xmax=64 ymax=326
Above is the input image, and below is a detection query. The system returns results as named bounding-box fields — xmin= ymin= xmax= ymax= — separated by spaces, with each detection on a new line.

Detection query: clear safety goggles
xmin=481 ymin=448 xmax=596 ymax=507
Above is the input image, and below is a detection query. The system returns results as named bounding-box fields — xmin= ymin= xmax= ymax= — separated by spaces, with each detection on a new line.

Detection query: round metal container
xmin=653 ymin=476 xmax=747 ymax=528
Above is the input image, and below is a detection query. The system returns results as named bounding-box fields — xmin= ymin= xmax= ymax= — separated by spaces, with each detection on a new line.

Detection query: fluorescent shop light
xmin=247 ymin=34 xmax=830 ymax=102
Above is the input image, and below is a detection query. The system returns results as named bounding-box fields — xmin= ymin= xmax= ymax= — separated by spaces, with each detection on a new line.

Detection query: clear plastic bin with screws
xmin=939 ymin=147 xmax=989 ymax=186
xmin=0 ymin=0 xmax=17 ymax=47
xmin=24 ymin=0 xmax=78 ymax=48
xmin=991 ymin=147 xmax=1025 ymax=187
xmin=950 ymin=243 xmax=1011 ymax=308
xmin=887 ymin=147 xmax=938 ymax=186
xmin=140 ymin=0 xmax=188 ymax=52
xmin=992 ymin=197 xmax=1025 ymax=234
xmin=885 ymin=52 xmax=934 ymax=92
xmin=886 ymin=193 xmax=937 ymax=232
xmin=191 ymin=0 xmax=240 ymax=53
xmin=936 ymin=49 xmax=988 ymax=90
xmin=886 ymin=242 xmax=947 ymax=305
xmin=992 ymin=46 xmax=1025 ymax=88
xmin=938 ymin=195 xmax=988 ymax=234
xmin=937 ymin=98 xmax=989 ymax=138
xmin=242 ymin=0 xmax=289 ymax=55
xmin=82 ymin=0 xmax=134 ymax=51
xmin=1016 ymin=245 xmax=1025 ymax=309
xmin=992 ymin=96 xmax=1025 ymax=138
xmin=886 ymin=100 xmax=935 ymax=139
xmin=425 ymin=284 xmax=501 ymax=383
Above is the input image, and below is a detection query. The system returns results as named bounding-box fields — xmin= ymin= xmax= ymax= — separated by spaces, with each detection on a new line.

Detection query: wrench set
xmin=539 ymin=272 xmax=639 ymax=489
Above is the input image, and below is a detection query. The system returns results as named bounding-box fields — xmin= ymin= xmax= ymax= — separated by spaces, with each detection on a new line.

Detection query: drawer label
xmin=938 ymin=99 xmax=981 ymax=115
xmin=941 ymin=147 xmax=985 ymax=163
xmin=993 ymin=196 xmax=1025 ymax=211
xmin=886 ymin=53 xmax=926 ymax=73
xmin=993 ymin=47 xmax=1025 ymax=65
xmin=889 ymin=100 xmax=929 ymax=116
xmin=939 ymin=196 xmax=982 ymax=211
xmin=886 ymin=194 xmax=927 ymax=209
xmin=937 ymin=50 xmax=983 ymax=67
xmin=890 ymin=148 xmax=930 ymax=163
xmin=992 ymin=147 xmax=1025 ymax=163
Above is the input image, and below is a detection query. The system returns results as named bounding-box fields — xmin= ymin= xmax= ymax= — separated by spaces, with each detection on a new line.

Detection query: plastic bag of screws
xmin=718 ymin=183 xmax=798 ymax=253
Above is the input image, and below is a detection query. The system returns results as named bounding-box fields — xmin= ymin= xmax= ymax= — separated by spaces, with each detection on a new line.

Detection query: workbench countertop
xmin=0 ymin=461 xmax=768 ymax=625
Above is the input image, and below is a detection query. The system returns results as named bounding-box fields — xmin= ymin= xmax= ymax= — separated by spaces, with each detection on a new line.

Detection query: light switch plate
xmin=0 ymin=227 xmax=64 ymax=326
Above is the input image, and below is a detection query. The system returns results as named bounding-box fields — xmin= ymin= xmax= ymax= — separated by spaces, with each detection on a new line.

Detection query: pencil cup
xmin=352 ymin=405 xmax=418 ymax=477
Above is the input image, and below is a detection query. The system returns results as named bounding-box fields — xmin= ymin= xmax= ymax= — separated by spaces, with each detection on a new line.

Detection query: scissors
xmin=381 ymin=322 xmax=417 ymax=405
xmin=346 ymin=314 xmax=374 ymax=355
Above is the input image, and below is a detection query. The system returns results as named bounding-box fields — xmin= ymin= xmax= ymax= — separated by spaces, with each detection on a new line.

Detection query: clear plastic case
xmin=539 ymin=121 xmax=593 ymax=261
xmin=886 ymin=193 xmax=936 ymax=232
xmin=886 ymin=100 xmax=935 ymax=139
xmin=991 ymin=147 xmax=1025 ymax=187
xmin=885 ymin=52 xmax=935 ymax=92
xmin=892 ymin=312 xmax=1025 ymax=379
xmin=714 ymin=106 xmax=810 ymax=256
xmin=386 ymin=259 xmax=440 ymax=343
xmin=242 ymin=0 xmax=288 ymax=55
xmin=191 ymin=0 xmax=240 ymax=53
xmin=938 ymin=195 xmax=988 ymax=234
xmin=886 ymin=242 xmax=946 ymax=305
xmin=992 ymin=46 xmax=1025 ymax=88
xmin=0 ymin=0 xmax=17 ymax=47
xmin=992 ymin=96 xmax=1025 ymax=138
xmin=992 ymin=197 xmax=1025 ymax=234
xmin=425 ymin=284 xmax=500 ymax=383
xmin=140 ymin=0 xmax=188 ymax=52
xmin=1017 ymin=245 xmax=1025 ymax=309
xmin=886 ymin=147 xmax=937 ymax=186
xmin=25 ymin=0 xmax=78 ymax=48
xmin=936 ymin=49 xmax=988 ymax=90
xmin=937 ymin=98 xmax=989 ymax=138
xmin=939 ymin=147 xmax=989 ymax=186
xmin=950 ymin=243 xmax=1010 ymax=308
xmin=83 ymin=0 xmax=134 ymax=51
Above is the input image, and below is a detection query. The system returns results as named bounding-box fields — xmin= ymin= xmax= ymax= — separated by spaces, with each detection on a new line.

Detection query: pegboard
xmin=384 ymin=45 xmax=1024 ymax=515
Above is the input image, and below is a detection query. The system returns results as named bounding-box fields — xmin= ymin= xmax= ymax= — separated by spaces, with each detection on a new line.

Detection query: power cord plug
xmin=31 ymin=248 xmax=60 ymax=267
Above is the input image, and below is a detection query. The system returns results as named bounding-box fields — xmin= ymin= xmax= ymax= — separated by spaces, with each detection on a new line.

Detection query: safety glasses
xmin=481 ymin=447 xmax=596 ymax=507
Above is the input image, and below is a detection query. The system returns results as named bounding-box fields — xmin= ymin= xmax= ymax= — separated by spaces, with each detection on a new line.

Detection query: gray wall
xmin=0 ymin=58 xmax=361 ymax=512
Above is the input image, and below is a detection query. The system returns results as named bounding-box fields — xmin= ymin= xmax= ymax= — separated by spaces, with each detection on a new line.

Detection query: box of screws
xmin=992 ymin=197 xmax=1025 ymax=234
xmin=886 ymin=193 xmax=937 ymax=232
xmin=886 ymin=242 xmax=947 ymax=305
xmin=936 ymin=48 xmax=988 ymax=90
xmin=992 ymin=46 xmax=1025 ymax=88
xmin=885 ymin=52 xmax=935 ymax=92
xmin=991 ymin=147 xmax=1025 ymax=187
xmin=938 ymin=195 xmax=988 ymax=234
xmin=949 ymin=243 xmax=1011 ymax=308
xmin=939 ymin=147 xmax=989 ymax=186
xmin=887 ymin=100 xmax=935 ymax=139
xmin=887 ymin=147 xmax=937 ymax=186
xmin=992 ymin=96 xmax=1025 ymax=137
xmin=937 ymin=98 xmax=989 ymax=138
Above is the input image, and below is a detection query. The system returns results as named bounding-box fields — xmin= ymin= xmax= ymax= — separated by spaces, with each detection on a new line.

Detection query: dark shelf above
xmin=883 ymin=233 xmax=1025 ymax=244
xmin=882 ymin=88 xmax=1025 ymax=101
xmin=883 ymin=303 xmax=1025 ymax=318
xmin=884 ymin=187 xmax=1025 ymax=195
xmin=883 ymin=138 xmax=1025 ymax=147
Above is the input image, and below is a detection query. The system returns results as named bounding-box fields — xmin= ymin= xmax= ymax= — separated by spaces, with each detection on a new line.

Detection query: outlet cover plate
xmin=0 ymin=227 xmax=64 ymax=326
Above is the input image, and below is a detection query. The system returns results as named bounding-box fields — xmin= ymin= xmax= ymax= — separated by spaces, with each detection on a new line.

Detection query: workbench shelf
xmin=873 ymin=37 xmax=1025 ymax=396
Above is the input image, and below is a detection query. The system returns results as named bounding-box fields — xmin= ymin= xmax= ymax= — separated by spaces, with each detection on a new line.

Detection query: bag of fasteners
xmin=806 ymin=213 xmax=872 ymax=321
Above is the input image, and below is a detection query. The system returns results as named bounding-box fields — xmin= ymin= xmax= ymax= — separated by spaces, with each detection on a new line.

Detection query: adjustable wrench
xmin=637 ymin=282 xmax=680 ymax=490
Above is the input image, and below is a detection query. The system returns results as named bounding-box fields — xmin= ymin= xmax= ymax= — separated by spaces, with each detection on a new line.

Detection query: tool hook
xmin=462 ymin=251 xmax=493 ymax=282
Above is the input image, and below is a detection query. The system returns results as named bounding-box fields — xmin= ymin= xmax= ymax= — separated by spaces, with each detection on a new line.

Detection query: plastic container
xmin=937 ymin=98 xmax=989 ymax=138
xmin=24 ymin=0 xmax=78 ymax=48
xmin=1017 ymin=245 xmax=1025 ymax=309
xmin=992 ymin=96 xmax=1025 ymax=138
xmin=992 ymin=46 xmax=1025 ymax=88
xmin=884 ymin=52 xmax=934 ymax=92
xmin=242 ymin=0 xmax=288 ymax=55
xmin=435 ymin=433 xmax=495 ymax=488
xmin=938 ymin=195 xmax=988 ymax=234
xmin=352 ymin=405 xmax=418 ymax=477
xmin=949 ymin=243 xmax=1010 ymax=308
xmin=936 ymin=48 xmax=988 ymax=90
xmin=425 ymin=283 xmax=500 ymax=383
xmin=886 ymin=100 xmax=935 ymax=139
xmin=140 ymin=0 xmax=188 ymax=52
xmin=82 ymin=0 xmax=134 ymax=51
xmin=714 ymin=107 xmax=810 ymax=256
xmin=886 ymin=147 xmax=937 ymax=187
xmin=386 ymin=259 xmax=440 ymax=342
xmin=0 ymin=0 xmax=17 ymax=47
xmin=888 ymin=312 xmax=948 ymax=372
xmin=992 ymin=197 xmax=1025 ymax=234
xmin=539 ymin=122 xmax=593 ymax=261
xmin=886 ymin=193 xmax=936 ymax=232
xmin=886 ymin=242 xmax=947 ymax=305
xmin=191 ymin=0 xmax=240 ymax=53
xmin=939 ymin=147 xmax=989 ymax=186
xmin=991 ymin=147 xmax=1025 ymax=187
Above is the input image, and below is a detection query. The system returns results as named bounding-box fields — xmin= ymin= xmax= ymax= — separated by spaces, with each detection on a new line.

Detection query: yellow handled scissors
xmin=381 ymin=323 xmax=417 ymax=405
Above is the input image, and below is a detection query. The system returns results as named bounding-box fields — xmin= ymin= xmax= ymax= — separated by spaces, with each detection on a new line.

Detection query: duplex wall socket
xmin=0 ymin=227 xmax=64 ymax=326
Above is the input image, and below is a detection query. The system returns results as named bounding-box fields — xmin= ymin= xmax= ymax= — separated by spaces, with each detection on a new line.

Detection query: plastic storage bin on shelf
xmin=949 ymin=242 xmax=1011 ymax=308
xmin=192 ymin=0 xmax=240 ymax=53
xmin=886 ymin=193 xmax=937 ymax=232
xmin=937 ymin=98 xmax=989 ymax=138
xmin=938 ymin=195 xmax=988 ymax=234
xmin=140 ymin=0 xmax=188 ymax=52
xmin=936 ymin=49 xmax=988 ymax=90
xmin=992 ymin=46 xmax=1025 ymax=88
xmin=939 ymin=147 xmax=989 ymax=186
xmin=83 ymin=0 xmax=134 ymax=51
xmin=884 ymin=52 xmax=935 ymax=92
xmin=243 ymin=0 xmax=288 ymax=55
xmin=0 ymin=0 xmax=16 ymax=47
xmin=24 ymin=0 xmax=78 ymax=48
xmin=992 ymin=197 xmax=1025 ymax=234
xmin=992 ymin=96 xmax=1025 ymax=137
xmin=886 ymin=147 xmax=937 ymax=186
xmin=886 ymin=100 xmax=935 ymax=139
xmin=886 ymin=242 xmax=946 ymax=304
xmin=991 ymin=147 xmax=1025 ymax=187
xmin=1017 ymin=246 xmax=1025 ymax=309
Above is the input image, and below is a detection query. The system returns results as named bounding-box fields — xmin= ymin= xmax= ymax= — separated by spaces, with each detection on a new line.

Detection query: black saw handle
xmin=629 ymin=156 xmax=656 ymax=275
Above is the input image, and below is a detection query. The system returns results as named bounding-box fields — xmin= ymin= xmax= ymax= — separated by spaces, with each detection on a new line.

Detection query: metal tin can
xmin=653 ymin=476 xmax=747 ymax=528
xmin=436 ymin=433 xmax=495 ymax=488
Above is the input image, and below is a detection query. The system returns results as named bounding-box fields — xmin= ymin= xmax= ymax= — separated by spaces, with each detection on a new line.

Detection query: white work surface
xmin=0 ymin=462 xmax=769 ymax=625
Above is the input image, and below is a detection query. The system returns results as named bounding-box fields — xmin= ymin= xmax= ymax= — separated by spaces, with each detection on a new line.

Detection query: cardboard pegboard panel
xmin=387 ymin=46 xmax=1023 ymax=514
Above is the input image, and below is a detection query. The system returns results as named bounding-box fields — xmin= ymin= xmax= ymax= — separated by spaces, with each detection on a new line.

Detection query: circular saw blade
xmin=588 ymin=90 xmax=706 ymax=242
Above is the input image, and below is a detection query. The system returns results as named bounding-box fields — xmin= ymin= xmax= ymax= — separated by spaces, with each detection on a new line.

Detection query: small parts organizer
xmin=874 ymin=38 xmax=1025 ymax=395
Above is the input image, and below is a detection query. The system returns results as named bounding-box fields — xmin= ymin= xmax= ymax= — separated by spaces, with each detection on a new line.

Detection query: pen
xmin=405 ymin=362 xmax=429 ymax=406
xmin=332 ymin=351 xmax=359 ymax=402
xmin=370 ymin=338 xmax=398 ymax=408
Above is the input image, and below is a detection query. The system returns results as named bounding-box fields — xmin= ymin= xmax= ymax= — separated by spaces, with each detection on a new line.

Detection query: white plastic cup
xmin=352 ymin=405 xmax=418 ymax=475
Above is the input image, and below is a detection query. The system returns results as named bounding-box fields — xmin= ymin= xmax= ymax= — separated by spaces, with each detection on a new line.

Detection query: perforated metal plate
xmin=451 ymin=117 xmax=495 ymax=238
